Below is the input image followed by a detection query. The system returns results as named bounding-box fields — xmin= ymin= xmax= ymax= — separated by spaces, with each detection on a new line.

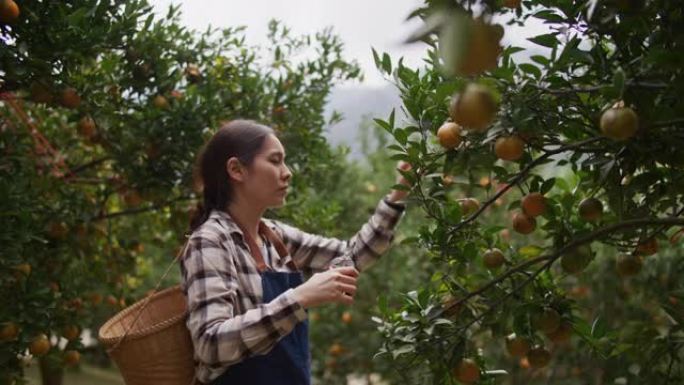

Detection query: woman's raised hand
xmin=386 ymin=161 xmax=413 ymax=203
xmin=291 ymin=267 xmax=359 ymax=308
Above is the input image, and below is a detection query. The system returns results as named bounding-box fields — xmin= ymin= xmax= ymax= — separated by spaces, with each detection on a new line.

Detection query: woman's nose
xmin=282 ymin=165 xmax=292 ymax=181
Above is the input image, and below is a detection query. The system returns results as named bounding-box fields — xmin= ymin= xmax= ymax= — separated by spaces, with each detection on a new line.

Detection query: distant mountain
xmin=323 ymin=84 xmax=402 ymax=159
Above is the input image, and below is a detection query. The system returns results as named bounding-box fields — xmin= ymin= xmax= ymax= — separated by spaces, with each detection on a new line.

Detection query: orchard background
xmin=1 ymin=1 xmax=683 ymax=385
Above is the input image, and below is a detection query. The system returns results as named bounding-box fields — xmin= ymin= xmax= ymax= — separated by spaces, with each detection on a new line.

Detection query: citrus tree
xmin=370 ymin=0 xmax=684 ymax=384
xmin=1 ymin=2 xmax=362 ymax=384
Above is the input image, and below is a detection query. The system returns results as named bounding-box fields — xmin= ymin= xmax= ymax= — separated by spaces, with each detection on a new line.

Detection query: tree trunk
xmin=39 ymin=356 xmax=64 ymax=385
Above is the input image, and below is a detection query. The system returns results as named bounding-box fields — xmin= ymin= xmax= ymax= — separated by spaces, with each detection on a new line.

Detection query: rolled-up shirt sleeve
xmin=271 ymin=197 xmax=406 ymax=274
xmin=180 ymin=233 xmax=307 ymax=367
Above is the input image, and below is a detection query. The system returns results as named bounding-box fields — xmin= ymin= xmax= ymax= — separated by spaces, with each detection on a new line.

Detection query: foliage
xmin=371 ymin=0 xmax=684 ymax=384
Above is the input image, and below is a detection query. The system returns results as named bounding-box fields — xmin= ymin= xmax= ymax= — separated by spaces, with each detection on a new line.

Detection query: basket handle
xmin=107 ymin=240 xmax=190 ymax=354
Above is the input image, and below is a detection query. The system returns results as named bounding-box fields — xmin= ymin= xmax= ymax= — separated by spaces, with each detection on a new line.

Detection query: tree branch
xmin=448 ymin=137 xmax=605 ymax=235
xmin=93 ymin=195 xmax=192 ymax=221
xmin=534 ymin=81 xmax=668 ymax=95
xmin=66 ymin=156 xmax=111 ymax=176
xmin=435 ymin=216 xmax=684 ymax=321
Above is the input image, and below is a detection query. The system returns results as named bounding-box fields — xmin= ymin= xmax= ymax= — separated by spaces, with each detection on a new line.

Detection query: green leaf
xmin=382 ymin=52 xmax=392 ymax=74
xmin=540 ymin=178 xmax=556 ymax=194
xmin=518 ymin=245 xmax=544 ymax=258
xmin=528 ymin=33 xmax=558 ymax=49
xmin=519 ymin=63 xmax=542 ymax=79
xmin=612 ymin=68 xmax=626 ymax=98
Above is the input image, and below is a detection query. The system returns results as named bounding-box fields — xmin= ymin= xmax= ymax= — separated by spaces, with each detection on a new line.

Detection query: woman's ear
xmin=226 ymin=157 xmax=246 ymax=182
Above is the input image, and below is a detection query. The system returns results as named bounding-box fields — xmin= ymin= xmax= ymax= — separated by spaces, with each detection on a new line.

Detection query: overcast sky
xmin=149 ymin=0 xmax=428 ymax=87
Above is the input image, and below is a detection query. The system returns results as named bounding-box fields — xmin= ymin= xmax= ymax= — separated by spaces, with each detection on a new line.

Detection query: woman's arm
xmin=271 ymin=162 xmax=412 ymax=274
xmin=180 ymin=233 xmax=307 ymax=367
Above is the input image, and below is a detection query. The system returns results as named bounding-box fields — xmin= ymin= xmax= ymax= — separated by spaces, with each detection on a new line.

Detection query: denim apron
xmin=211 ymin=221 xmax=310 ymax=385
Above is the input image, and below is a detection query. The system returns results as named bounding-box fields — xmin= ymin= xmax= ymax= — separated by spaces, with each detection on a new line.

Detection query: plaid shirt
xmin=180 ymin=198 xmax=405 ymax=383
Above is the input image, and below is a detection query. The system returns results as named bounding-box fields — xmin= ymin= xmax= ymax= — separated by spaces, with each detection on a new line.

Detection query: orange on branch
xmin=578 ymin=197 xmax=603 ymax=222
xmin=457 ymin=20 xmax=503 ymax=76
xmin=459 ymin=198 xmax=480 ymax=216
xmin=505 ymin=333 xmax=531 ymax=358
xmin=494 ymin=135 xmax=525 ymax=161
xmin=521 ymin=192 xmax=546 ymax=217
xmin=29 ymin=334 xmax=51 ymax=356
xmin=600 ymin=103 xmax=638 ymax=141
xmin=449 ymin=84 xmax=498 ymax=133
xmin=483 ymin=248 xmax=505 ymax=270
xmin=452 ymin=358 xmax=480 ymax=384
xmin=62 ymin=325 xmax=80 ymax=341
xmin=526 ymin=346 xmax=551 ymax=368
xmin=153 ymin=95 xmax=169 ymax=109
xmin=545 ymin=321 xmax=572 ymax=345
xmin=60 ymin=88 xmax=81 ymax=109
xmin=63 ymin=350 xmax=80 ymax=367
xmin=436 ymin=122 xmax=463 ymax=149
xmin=78 ymin=116 xmax=96 ymax=140
xmin=532 ymin=307 xmax=561 ymax=334
xmin=512 ymin=211 xmax=536 ymax=234
xmin=341 ymin=311 xmax=352 ymax=324
xmin=560 ymin=245 xmax=593 ymax=275
xmin=0 ymin=0 xmax=19 ymax=24
xmin=503 ymin=0 xmax=522 ymax=8
xmin=635 ymin=237 xmax=658 ymax=256
xmin=0 ymin=322 xmax=19 ymax=341
xmin=616 ymin=254 xmax=642 ymax=277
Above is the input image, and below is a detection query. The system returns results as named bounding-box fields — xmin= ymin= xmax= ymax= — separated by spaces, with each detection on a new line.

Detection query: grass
xmin=24 ymin=362 xmax=124 ymax=385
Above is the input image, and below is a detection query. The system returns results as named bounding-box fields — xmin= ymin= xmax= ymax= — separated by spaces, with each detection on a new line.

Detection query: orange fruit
xmin=560 ymin=245 xmax=593 ymax=274
xmin=600 ymin=104 xmax=638 ymax=141
xmin=60 ymin=87 xmax=81 ymax=109
xmin=437 ymin=122 xmax=463 ymax=149
xmin=521 ymin=192 xmax=546 ymax=217
xmin=503 ymin=0 xmax=522 ymax=8
xmin=185 ymin=64 xmax=202 ymax=83
xmin=89 ymin=292 xmax=103 ymax=305
xmin=63 ymin=350 xmax=80 ymax=367
xmin=635 ymin=237 xmax=658 ymax=256
xmin=494 ymin=135 xmax=525 ymax=161
xmin=457 ymin=20 xmax=503 ymax=76
xmin=0 ymin=0 xmax=20 ymax=24
xmin=13 ymin=263 xmax=31 ymax=276
xmin=578 ymin=197 xmax=603 ymax=222
xmin=505 ymin=333 xmax=531 ymax=358
xmin=341 ymin=311 xmax=352 ymax=324
xmin=453 ymin=358 xmax=480 ymax=384
xmin=106 ymin=295 xmax=118 ymax=307
xmin=459 ymin=198 xmax=480 ymax=216
xmin=29 ymin=334 xmax=51 ymax=356
xmin=519 ymin=356 xmax=530 ymax=369
xmin=545 ymin=321 xmax=572 ymax=344
xmin=29 ymin=82 xmax=53 ymax=104
xmin=0 ymin=322 xmax=19 ymax=341
xmin=512 ymin=211 xmax=536 ymax=234
xmin=78 ymin=116 xmax=96 ymax=140
xmin=532 ymin=307 xmax=561 ymax=334
xmin=616 ymin=254 xmax=642 ymax=277
xmin=62 ymin=325 xmax=80 ymax=341
xmin=48 ymin=221 xmax=69 ymax=240
xmin=328 ymin=343 xmax=344 ymax=356
xmin=121 ymin=188 xmax=143 ymax=206
xmin=153 ymin=95 xmax=169 ymax=109
xmin=449 ymin=84 xmax=498 ymax=133
xmin=526 ymin=346 xmax=551 ymax=368
xmin=483 ymin=248 xmax=505 ymax=270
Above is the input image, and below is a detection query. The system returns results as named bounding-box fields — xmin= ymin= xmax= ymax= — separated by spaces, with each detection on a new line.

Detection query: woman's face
xmin=241 ymin=134 xmax=292 ymax=208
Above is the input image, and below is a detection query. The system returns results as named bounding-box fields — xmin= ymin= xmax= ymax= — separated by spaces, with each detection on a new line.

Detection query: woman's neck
xmin=226 ymin=196 xmax=265 ymax=244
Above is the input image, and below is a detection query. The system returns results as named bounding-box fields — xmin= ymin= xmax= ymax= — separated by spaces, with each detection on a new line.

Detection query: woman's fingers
xmin=332 ymin=266 xmax=359 ymax=278
xmin=336 ymin=283 xmax=357 ymax=297
xmin=335 ymin=273 xmax=357 ymax=286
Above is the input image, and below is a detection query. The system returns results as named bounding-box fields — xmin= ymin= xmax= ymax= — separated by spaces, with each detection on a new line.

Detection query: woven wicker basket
xmin=98 ymin=285 xmax=196 ymax=385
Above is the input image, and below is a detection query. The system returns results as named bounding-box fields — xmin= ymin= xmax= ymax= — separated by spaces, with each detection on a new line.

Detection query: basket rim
xmin=98 ymin=285 xmax=189 ymax=345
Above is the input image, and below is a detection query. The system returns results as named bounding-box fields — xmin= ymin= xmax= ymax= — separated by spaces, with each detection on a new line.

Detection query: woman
xmin=180 ymin=119 xmax=410 ymax=385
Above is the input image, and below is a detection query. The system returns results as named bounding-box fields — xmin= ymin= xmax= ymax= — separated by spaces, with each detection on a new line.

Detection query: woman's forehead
xmin=261 ymin=134 xmax=285 ymax=155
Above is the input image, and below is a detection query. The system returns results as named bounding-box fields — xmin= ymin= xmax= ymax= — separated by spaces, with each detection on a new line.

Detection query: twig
xmin=651 ymin=118 xmax=684 ymax=129
xmin=93 ymin=195 xmax=192 ymax=221
xmin=67 ymin=156 xmax=111 ymax=176
xmin=449 ymin=137 xmax=605 ymax=234
xmin=534 ymin=81 xmax=668 ymax=95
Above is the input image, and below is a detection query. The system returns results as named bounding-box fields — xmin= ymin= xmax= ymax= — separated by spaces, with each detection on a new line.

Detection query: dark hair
xmin=189 ymin=119 xmax=275 ymax=232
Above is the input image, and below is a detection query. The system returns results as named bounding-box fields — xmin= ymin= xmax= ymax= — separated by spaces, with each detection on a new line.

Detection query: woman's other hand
xmin=291 ymin=267 xmax=359 ymax=308
xmin=386 ymin=161 xmax=412 ymax=203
